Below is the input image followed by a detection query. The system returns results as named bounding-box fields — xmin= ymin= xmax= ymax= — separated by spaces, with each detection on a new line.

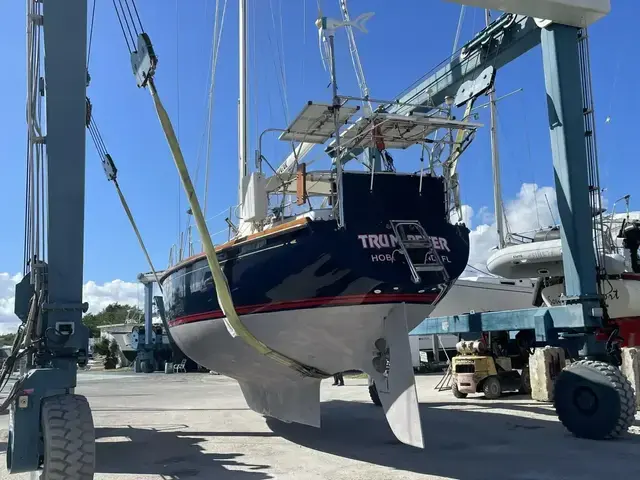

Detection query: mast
xmin=486 ymin=9 xmax=506 ymax=248
xmin=328 ymin=33 xmax=345 ymax=228
xmin=238 ymin=0 xmax=248 ymax=208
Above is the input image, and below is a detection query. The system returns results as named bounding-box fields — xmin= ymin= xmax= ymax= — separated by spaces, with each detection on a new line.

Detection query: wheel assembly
xmin=483 ymin=376 xmax=502 ymax=399
xmin=369 ymin=382 xmax=382 ymax=407
xmin=452 ymin=382 xmax=468 ymax=399
xmin=554 ymin=360 xmax=636 ymax=440
xmin=40 ymin=394 xmax=95 ymax=479
xmin=519 ymin=366 xmax=531 ymax=394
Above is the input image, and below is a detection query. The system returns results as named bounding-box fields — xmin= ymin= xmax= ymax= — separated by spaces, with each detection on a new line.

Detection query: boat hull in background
xmin=432 ymin=277 xmax=535 ymax=317
xmin=411 ymin=277 xmax=536 ymax=355
xmin=487 ymin=239 xmax=628 ymax=279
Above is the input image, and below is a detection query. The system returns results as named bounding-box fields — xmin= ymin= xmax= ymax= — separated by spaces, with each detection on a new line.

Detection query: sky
xmin=0 ymin=0 xmax=637 ymax=332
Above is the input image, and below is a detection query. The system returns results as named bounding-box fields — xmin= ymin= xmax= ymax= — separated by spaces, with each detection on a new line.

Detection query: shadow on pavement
xmin=92 ymin=407 xmax=251 ymax=412
xmin=267 ymin=400 xmax=640 ymax=480
xmin=96 ymin=426 xmax=275 ymax=479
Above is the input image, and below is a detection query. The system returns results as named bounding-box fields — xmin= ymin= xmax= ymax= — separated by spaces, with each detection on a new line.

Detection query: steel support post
xmin=144 ymin=282 xmax=154 ymax=346
xmin=8 ymin=0 xmax=91 ymax=473
xmin=364 ymin=147 xmax=382 ymax=171
xmin=542 ymin=23 xmax=603 ymax=357
xmin=540 ymin=24 xmax=598 ymax=302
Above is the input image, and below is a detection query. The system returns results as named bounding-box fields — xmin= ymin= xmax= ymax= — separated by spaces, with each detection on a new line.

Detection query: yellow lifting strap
xmin=146 ymin=79 xmax=326 ymax=378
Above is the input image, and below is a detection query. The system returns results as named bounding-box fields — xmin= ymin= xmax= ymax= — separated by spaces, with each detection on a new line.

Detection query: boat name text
xmin=370 ymin=252 xmax=452 ymax=264
xmin=357 ymin=234 xmax=451 ymax=252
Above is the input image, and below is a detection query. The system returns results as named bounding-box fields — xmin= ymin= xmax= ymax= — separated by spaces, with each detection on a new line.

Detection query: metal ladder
xmin=389 ymin=220 xmax=450 ymax=285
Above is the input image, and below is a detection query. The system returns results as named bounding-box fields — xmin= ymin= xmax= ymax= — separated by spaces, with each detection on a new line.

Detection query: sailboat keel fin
xmin=362 ymin=303 xmax=424 ymax=449
xmin=238 ymin=377 xmax=322 ymax=427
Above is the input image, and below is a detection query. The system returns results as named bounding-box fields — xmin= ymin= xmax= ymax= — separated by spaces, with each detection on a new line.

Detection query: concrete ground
xmin=0 ymin=371 xmax=638 ymax=480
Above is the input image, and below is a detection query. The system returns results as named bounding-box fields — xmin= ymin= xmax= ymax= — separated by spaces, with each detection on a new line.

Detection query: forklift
xmin=451 ymin=331 xmax=533 ymax=399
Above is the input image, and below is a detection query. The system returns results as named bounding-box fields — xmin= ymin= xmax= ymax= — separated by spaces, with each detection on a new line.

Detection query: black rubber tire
xmin=483 ymin=376 xmax=502 ymax=400
xmin=40 ymin=394 xmax=95 ymax=479
xmin=519 ymin=367 xmax=532 ymax=394
xmin=554 ymin=360 xmax=636 ymax=440
xmin=452 ymin=382 xmax=468 ymax=399
xmin=369 ymin=382 xmax=382 ymax=407
xmin=140 ymin=360 xmax=154 ymax=373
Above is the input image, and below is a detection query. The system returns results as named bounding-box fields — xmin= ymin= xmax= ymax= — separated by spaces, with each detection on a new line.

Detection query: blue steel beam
xmin=43 ymin=0 xmax=89 ymax=355
xmin=411 ymin=304 xmax=600 ymax=343
xmin=8 ymin=0 xmax=90 ymax=473
xmin=388 ymin=14 xmax=541 ymax=117
xmin=144 ymin=282 xmax=154 ymax=346
xmin=335 ymin=14 xmax=541 ymax=162
xmin=541 ymin=24 xmax=598 ymax=300
xmin=412 ymin=23 xmax=604 ymax=354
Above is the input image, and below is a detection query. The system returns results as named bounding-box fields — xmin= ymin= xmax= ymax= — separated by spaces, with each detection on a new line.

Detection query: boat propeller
xmin=372 ymin=337 xmax=390 ymax=374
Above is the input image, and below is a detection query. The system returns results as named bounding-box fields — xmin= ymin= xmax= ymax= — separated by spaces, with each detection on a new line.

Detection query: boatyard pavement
xmin=0 ymin=372 xmax=639 ymax=480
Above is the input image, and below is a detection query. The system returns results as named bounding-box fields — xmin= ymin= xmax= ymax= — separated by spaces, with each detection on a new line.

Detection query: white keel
xmin=169 ymin=302 xmax=432 ymax=447
xmin=238 ymin=377 xmax=322 ymax=427
xmin=360 ymin=303 xmax=424 ymax=449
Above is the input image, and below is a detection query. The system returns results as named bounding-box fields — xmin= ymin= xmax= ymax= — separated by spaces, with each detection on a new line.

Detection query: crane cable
xmin=87 ymin=1 xmax=161 ymax=287
xmin=85 ymin=107 xmax=163 ymax=291
xmin=114 ymin=2 xmax=326 ymax=378
xmin=24 ymin=0 xmax=47 ymax=275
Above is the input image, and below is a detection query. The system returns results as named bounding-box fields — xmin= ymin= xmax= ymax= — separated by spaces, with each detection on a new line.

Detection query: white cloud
xmin=0 ymin=275 xmax=142 ymax=334
xmin=83 ymin=279 xmax=141 ymax=314
xmin=0 ymin=272 xmax=23 ymax=334
xmin=462 ymin=183 xmax=559 ymax=277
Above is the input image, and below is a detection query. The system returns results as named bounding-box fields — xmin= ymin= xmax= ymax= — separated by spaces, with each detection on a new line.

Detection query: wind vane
xmin=316 ymin=11 xmax=374 ymax=71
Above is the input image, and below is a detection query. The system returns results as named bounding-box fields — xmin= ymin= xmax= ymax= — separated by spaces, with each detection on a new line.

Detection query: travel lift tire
xmin=369 ymin=381 xmax=382 ymax=407
xmin=554 ymin=360 xmax=637 ymax=440
xmin=40 ymin=394 xmax=95 ymax=479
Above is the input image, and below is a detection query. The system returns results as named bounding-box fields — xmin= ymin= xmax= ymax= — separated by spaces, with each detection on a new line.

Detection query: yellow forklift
xmin=451 ymin=331 xmax=533 ymax=400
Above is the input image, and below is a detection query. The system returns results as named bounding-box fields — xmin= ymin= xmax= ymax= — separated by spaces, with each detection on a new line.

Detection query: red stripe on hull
xmin=169 ymin=293 xmax=437 ymax=327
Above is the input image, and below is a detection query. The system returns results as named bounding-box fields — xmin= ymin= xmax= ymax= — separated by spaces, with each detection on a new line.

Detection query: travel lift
xmin=405 ymin=0 xmax=636 ymax=440
xmin=1 ymin=0 xmax=627 ymax=478
xmin=367 ymin=0 xmax=637 ymax=440
xmin=132 ymin=272 xmax=166 ymax=373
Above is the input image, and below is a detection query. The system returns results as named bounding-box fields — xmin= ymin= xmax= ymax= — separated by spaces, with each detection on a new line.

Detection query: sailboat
xmin=158 ymin=3 xmax=481 ymax=448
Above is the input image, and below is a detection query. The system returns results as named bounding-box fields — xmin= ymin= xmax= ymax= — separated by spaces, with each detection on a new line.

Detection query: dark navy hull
xmin=161 ymin=172 xmax=471 ymax=328
xmin=158 ymin=172 xmax=470 ymax=434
